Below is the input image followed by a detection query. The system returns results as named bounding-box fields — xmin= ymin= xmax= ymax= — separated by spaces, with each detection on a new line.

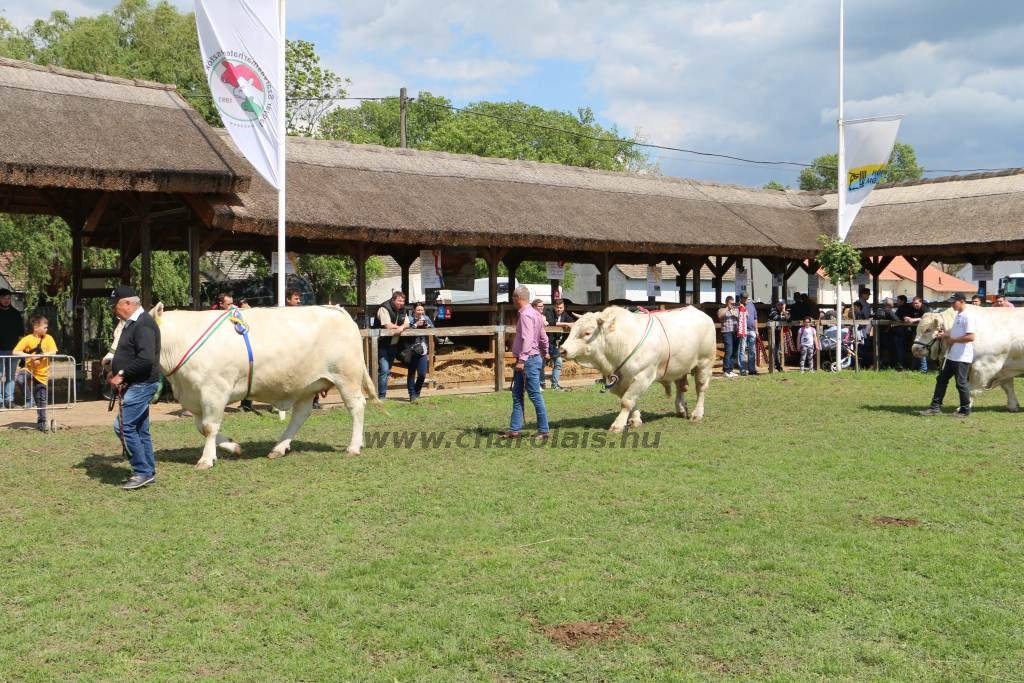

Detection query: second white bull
xmin=560 ymin=306 xmax=715 ymax=431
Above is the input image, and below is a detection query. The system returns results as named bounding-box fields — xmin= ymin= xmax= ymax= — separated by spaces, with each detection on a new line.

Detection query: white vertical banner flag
xmin=420 ymin=249 xmax=443 ymax=289
xmin=838 ymin=115 xmax=901 ymax=240
xmin=195 ymin=0 xmax=284 ymax=189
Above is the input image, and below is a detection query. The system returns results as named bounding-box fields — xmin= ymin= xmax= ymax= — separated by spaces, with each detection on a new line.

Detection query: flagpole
xmin=835 ymin=0 xmax=845 ymax=371
xmin=276 ymin=0 xmax=287 ymax=307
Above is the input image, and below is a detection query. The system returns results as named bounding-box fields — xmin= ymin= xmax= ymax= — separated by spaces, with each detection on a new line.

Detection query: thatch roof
xmin=0 ymin=57 xmax=250 ymax=196
xmin=209 ymin=134 xmax=827 ymax=258
xmin=823 ymin=169 xmax=1024 ymax=258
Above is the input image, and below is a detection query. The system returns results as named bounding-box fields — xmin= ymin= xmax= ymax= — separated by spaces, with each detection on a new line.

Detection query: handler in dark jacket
xmin=108 ymin=286 xmax=162 ymax=490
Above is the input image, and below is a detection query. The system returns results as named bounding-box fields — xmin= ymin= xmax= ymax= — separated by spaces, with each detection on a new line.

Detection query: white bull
xmin=152 ymin=303 xmax=377 ymax=468
xmin=560 ymin=306 xmax=715 ymax=431
xmin=912 ymin=307 xmax=1024 ymax=411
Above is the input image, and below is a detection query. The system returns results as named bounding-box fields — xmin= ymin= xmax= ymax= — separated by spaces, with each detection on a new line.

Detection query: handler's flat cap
xmin=108 ymin=285 xmax=137 ymax=305
xmin=0 ymin=287 xmax=11 ymax=296
xmin=949 ymin=292 xmax=967 ymax=302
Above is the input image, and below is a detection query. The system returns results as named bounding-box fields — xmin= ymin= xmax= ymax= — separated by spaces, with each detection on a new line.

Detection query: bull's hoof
xmin=195 ymin=460 xmax=215 ymax=470
xmin=267 ymin=447 xmax=290 ymax=459
xmin=627 ymin=418 xmax=643 ymax=428
xmin=608 ymin=425 xmax=625 ymax=434
xmin=690 ymin=413 xmax=704 ymax=422
xmin=346 ymin=447 xmax=361 ymax=455
xmin=676 ymin=410 xmax=689 ymax=418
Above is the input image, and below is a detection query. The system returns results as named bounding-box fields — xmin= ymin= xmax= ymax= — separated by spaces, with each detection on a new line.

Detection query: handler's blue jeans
xmin=113 ymin=381 xmax=160 ymax=478
xmin=377 ymin=343 xmax=398 ymax=399
xmin=509 ymin=354 xmax=549 ymax=434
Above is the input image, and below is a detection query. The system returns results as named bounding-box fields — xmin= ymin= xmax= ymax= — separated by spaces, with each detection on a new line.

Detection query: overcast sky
xmin=3 ymin=1 xmax=1022 ymax=188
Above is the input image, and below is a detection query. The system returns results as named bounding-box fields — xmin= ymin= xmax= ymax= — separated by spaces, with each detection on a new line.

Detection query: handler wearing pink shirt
xmin=502 ymin=286 xmax=550 ymax=439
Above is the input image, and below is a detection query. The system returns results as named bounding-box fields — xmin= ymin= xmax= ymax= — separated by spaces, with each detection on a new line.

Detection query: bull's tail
xmin=362 ymin=366 xmax=383 ymax=406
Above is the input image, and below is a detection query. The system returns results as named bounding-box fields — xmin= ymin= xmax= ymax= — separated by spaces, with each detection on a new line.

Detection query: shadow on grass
xmin=859 ymin=404 xmax=1009 ymax=415
xmin=74 ymin=454 xmax=131 ymax=485
xmin=75 ymin=440 xmax=341 ymax=485
xmin=156 ymin=440 xmax=340 ymax=466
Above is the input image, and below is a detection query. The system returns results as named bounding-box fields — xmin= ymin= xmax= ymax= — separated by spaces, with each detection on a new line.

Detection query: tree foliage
xmin=799 ymin=142 xmax=924 ymax=192
xmin=763 ymin=180 xmax=788 ymax=191
xmin=285 ymin=39 xmax=350 ymax=137
xmin=816 ymin=235 xmax=862 ymax=286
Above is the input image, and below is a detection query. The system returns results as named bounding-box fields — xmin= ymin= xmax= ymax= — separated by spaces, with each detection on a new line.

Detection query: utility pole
xmin=399 ymin=87 xmax=407 ymax=148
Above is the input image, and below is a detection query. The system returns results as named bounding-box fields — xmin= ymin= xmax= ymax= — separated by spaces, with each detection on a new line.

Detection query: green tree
xmin=285 ymin=39 xmax=350 ymax=137
xmin=472 ymin=259 xmax=575 ymax=290
xmin=799 ymin=142 xmax=924 ymax=191
xmin=319 ymin=91 xmax=454 ymax=146
xmin=763 ymin=180 xmax=789 ymax=191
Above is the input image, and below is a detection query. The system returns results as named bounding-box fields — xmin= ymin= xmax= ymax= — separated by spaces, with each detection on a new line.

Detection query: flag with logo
xmin=838 ymin=115 xmax=902 ymax=240
xmin=195 ymin=0 xmax=284 ymax=189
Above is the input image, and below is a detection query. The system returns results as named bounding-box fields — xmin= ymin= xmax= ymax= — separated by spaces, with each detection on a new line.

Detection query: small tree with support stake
xmin=817 ymin=235 xmax=862 ymax=370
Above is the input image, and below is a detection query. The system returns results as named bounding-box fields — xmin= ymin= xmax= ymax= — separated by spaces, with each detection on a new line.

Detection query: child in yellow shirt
xmin=13 ymin=314 xmax=58 ymax=431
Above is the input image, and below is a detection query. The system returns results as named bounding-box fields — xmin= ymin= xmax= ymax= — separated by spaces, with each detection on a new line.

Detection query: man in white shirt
xmin=919 ymin=293 xmax=977 ymax=418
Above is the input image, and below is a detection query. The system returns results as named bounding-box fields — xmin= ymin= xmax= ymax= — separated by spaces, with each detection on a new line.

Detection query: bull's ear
xmin=149 ymin=301 xmax=164 ymax=322
xmin=597 ymin=308 xmax=617 ymax=332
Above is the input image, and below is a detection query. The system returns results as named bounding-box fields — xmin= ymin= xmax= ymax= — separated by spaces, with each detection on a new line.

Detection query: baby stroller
xmin=820 ymin=325 xmax=862 ymax=372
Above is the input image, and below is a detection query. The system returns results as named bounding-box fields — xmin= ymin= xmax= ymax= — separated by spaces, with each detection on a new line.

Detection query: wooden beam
xmin=189 ymin=222 xmax=202 ymax=310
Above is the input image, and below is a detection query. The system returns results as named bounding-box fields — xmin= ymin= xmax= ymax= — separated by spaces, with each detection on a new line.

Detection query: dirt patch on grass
xmin=538 ymin=620 xmax=628 ymax=648
xmin=872 ymin=516 xmax=922 ymax=527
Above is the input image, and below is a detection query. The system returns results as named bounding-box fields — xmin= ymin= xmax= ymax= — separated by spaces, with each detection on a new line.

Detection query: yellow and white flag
xmin=839 ymin=115 xmax=902 ymax=240
xmin=195 ymin=0 xmax=284 ymax=189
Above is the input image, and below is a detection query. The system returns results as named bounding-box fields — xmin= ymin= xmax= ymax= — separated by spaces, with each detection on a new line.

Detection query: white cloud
xmin=404 ymin=57 xmax=535 ymax=83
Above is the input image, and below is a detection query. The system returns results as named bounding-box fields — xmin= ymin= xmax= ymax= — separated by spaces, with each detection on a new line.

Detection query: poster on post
xmin=646 ymin=265 xmax=662 ymax=298
xmin=545 ymin=261 xmax=566 ymax=280
xmin=420 ymin=249 xmax=443 ymax=289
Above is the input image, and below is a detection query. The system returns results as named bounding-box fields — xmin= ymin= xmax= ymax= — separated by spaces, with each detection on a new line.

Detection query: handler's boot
xmin=917 ymin=406 xmax=941 ymax=416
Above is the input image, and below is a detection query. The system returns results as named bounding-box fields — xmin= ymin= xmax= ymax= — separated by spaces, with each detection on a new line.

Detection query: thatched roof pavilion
xmin=834 ymin=169 xmax=1024 ymax=259
xmin=206 ymin=134 xmax=827 ymax=261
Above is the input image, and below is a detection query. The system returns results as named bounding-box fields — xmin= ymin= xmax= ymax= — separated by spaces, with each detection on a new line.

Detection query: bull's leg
xmin=192 ymin=404 xmax=234 ymax=470
xmin=628 ymin=405 xmax=643 ymax=429
xmin=335 ymin=376 xmax=368 ymax=454
xmin=675 ymin=377 xmax=689 ymax=418
xmin=690 ymin=358 xmax=713 ymax=421
xmin=610 ymin=374 xmax=653 ymax=432
xmin=1000 ymin=380 xmax=1019 ymax=412
xmin=268 ymin=393 xmax=316 ymax=459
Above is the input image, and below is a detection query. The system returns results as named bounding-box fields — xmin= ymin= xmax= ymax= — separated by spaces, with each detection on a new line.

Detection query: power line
xmin=183 ymin=90 xmax=1018 ymax=177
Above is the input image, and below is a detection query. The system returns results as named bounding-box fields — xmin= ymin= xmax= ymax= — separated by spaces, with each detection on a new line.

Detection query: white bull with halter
xmin=153 ymin=303 xmax=378 ymax=469
xmin=912 ymin=307 xmax=1024 ymax=412
xmin=559 ymin=305 xmax=716 ymax=432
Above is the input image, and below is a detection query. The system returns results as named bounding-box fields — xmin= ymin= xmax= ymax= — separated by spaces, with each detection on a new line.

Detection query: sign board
xmin=270 ymin=252 xmax=297 ymax=275
xmin=972 ymin=264 xmax=993 ymax=281
xmin=734 ymin=269 xmax=748 ymax=296
xmin=420 ymin=249 xmax=443 ymax=289
xmin=646 ymin=265 xmax=662 ymax=298
xmin=545 ymin=261 xmax=566 ymax=280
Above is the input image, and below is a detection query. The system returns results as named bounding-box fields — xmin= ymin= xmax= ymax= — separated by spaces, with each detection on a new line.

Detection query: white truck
xmin=997 ymin=273 xmax=1024 ymax=305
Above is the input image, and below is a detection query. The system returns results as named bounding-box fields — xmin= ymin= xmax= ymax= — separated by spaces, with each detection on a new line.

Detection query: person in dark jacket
xmin=0 ymin=287 xmax=24 ymax=409
xmin=544 ymin=298 xmax=574 ymax=390
xmin=108 ymin=286 xmax=162 ymax=490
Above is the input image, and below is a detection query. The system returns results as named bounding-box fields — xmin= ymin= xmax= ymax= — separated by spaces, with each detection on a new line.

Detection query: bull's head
xmin=149 ymin=302 xmax=165 ymax=323
xmin=559 ymin=308 xmax=618 ymax=363
xmin=911 ymin=311 xmax=945 ymax=360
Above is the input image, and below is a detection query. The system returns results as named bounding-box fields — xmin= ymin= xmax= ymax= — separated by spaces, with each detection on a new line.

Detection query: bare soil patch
xmin=872 ymin=516 xmax=922 ymax=527
xmin=538 ymin=619 xmax=628 ymax=648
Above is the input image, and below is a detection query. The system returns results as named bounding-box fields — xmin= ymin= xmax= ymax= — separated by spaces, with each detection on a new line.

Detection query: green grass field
xmin=2 ymin=371 xmax=1023 ymax=681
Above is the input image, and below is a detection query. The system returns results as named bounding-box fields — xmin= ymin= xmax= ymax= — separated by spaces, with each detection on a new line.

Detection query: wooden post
xmin=692 ymin=262 xmax=701 ymax=306
xmin=71 ymin=221 xmax=83 ymax=362
xmin=369 ymin=333 xmax=379 ymax=392
xmin=493 ymin=324 xmax=505 ymax=392
xmin=189 ymin=222 xmax=202 ymax=310
xmin=355 ymin=243 xmax=369 ymax=309
xmin=906 ymin=256 xmax=931 ymax=302
xmin=768 ymin=321 xmax=776 ymax=374
xmin=599 ymin=253 xmax=610 ymax=305
xmin=140 ymin=212 xmax=152 ymax=309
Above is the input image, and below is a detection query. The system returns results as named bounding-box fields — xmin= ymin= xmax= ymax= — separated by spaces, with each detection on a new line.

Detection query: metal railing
xmin=0 ymin=354 xmax=78 ymax=431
